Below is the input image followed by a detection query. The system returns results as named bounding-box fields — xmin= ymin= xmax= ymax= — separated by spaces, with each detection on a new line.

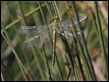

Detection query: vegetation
xmin=1 ymin=1 xmax=108 ymax=81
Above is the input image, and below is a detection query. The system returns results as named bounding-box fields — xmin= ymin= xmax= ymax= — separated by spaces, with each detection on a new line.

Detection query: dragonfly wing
xmin=19 ymin=26 xmax=38 ymax=35
xmin=19 ymin=25 xmax=51 ymax=36
xmin=57 ymin=14 xmax=87 ymax=31
xmin=18 ymin=14 xmax=86 ymax=36
xmin=71 ymin=14 xmax=87 ymax=25
xmin=22 ymin=32 xmax=51 ymax=48
xmin=60 ymin=31 xmax=82 ymax=41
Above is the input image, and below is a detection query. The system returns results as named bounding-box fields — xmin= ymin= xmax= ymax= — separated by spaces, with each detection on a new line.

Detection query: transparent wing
xmin=19 ymin=14 xmax=87 ymax=35
xmin=59 ymin=30 xmax=82 ymax=40
xmin=22 ymin=32 xmax=51 ymax=48
xmin=22 ymin=30 xmax=82 ymax=48
xmin=19 ymin=14 xmax=87 ymax=47
xmin=19 ymin=25 xmax=51 ymax=36
xmin=56 ymin=14 xmax=87 ymax=31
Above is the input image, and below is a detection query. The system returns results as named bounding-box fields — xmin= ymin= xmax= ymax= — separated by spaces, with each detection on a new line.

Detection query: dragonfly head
xmin=52 ymin=16 xmax=59 ymax=20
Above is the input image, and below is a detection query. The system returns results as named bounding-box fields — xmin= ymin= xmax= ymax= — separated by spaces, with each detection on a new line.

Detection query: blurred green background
xmin=1 ymin=1 xmax=108 ymax=81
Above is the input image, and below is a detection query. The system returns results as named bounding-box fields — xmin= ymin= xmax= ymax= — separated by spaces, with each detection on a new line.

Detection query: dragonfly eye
xmin=52 ymin=16 xmax=59 ymax=20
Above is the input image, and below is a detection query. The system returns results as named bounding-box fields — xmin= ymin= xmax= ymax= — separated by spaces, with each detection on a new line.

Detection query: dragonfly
xmin=19 ymin=14 xmax=87 ymax=65
xmin=19 ymin=14 xmax=87 ymax=45
xmin=50 ymin=16 xmax=58 ymax=66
